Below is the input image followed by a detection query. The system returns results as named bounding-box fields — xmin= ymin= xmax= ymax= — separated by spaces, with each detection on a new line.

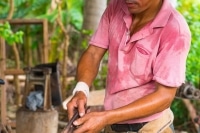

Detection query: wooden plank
xmin=4 ymin=69 xmax=25 ymax=75
xmin=0 ymin=19 xmax=45 ymax=25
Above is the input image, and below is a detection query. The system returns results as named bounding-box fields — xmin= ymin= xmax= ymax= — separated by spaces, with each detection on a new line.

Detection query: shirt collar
xmin=151 ymin=0 xmax=173 ymax=28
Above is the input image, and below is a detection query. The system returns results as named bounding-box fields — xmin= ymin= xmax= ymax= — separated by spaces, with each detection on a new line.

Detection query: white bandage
xmin=72 ymin=82 xmax=90 ymax=98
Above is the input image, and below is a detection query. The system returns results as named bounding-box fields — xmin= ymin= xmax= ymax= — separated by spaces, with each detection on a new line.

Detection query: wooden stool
xmin=16 ymin=67 xmax=58 ymax=133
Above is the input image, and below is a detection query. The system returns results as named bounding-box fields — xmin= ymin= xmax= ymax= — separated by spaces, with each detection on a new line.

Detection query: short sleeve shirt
xmin=89 ymin=0 xmax=191 ymax=123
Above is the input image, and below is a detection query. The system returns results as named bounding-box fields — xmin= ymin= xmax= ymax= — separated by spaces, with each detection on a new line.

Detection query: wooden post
xmin=43 ymin=20 xmax=49 ymax=63
xmin=0 ymin=37 xmax=7 ymax=125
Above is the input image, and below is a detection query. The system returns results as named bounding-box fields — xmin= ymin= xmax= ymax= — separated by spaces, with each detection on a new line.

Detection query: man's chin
xmin=127 ymin=8 xmax=140 ymax=14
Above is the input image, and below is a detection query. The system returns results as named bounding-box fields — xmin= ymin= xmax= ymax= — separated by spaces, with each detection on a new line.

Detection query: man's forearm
xmin=104 ymin=83 xmax=177 ymax=125
xmin=76 ymin=45 xmax=106 ymax=87
xmin=76 ymin=51 xmax=100 ymax=87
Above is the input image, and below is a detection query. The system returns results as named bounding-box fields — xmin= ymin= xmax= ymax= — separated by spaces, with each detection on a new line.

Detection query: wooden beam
xmin=4 ymin=69 xmax=25 ymax=75
xmin=0 ymin=19 xmax=45 ymax=25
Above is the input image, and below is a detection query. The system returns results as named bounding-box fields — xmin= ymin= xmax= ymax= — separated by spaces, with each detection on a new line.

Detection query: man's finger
xmin=77 ymin=99 xmax=86 ymax=117
xmin=74 ymin=91 xmax=87 ymax=117
xmin=67 ymin=99 xmax=78 ymax=120
xmin=67 ymin=91 xmax=87 ymax=119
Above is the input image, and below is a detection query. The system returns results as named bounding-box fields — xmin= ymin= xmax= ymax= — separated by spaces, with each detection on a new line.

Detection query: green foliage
xmin=177 ymin=0 xmax=200 ymax=87
xmin=81 ymin=29 xmax=94 ymax=49
xmin=14 ymin=0 xmax=51 ymax=18
xmin=38 ymin=0 xmax=83 ymax=30
xmin=38 ymin=9 xmax=58 ymax=23
xmin=172 ymin=99 xmax=196 ymax=132
xmin=0 ymin=0 xmax=51 ymax=18
xmin=0 ymin=22 xmax=24 ymax=45
xmin=0 ymin=0 xmax=83 ymax=30
xmin=0 ymin=1 xmax=9 ymax=18
xmin=171 ymin=99 xmax=189 ymax=126
xmin=66 ymin=0 xmax=83 ymax=30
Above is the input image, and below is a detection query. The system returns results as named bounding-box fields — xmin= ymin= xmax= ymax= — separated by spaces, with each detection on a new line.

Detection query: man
xmin=64 ymin=0 xmax=191 ymax=132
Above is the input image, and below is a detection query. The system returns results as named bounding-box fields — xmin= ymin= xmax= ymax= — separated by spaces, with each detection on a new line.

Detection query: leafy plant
xmin=0 ymin=22 xmax=24 ymax=45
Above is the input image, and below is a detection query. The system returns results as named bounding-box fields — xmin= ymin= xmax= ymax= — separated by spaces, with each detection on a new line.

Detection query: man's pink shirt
xmin=89 ymin=0 xmax=191 ymax=123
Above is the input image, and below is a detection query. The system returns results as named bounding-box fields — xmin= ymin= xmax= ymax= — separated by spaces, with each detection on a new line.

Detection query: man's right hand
xmin=67 ymin=91 xmax=87 ymax=120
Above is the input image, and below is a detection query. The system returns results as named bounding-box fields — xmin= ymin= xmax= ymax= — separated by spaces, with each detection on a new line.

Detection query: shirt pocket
xmin=130 ymin=46 xmax=151 ymax=77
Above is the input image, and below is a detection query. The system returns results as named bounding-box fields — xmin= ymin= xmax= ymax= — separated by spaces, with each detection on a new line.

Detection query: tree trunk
xmin=82 ymin=0 xmax=107 ymax=31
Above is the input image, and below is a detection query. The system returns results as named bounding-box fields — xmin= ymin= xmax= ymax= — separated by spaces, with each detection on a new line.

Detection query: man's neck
xmin=130 ymin=0 xmax=163 ymax=35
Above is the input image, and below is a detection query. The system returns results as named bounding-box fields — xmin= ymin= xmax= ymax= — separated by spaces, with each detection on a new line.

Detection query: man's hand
xmin=73 ymin=111 xmax=108 ymax=133
xmin=66 ymin=91 xmax=108 ymax=133
xmin=67 ymin=91 xmax=87 ymax=120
